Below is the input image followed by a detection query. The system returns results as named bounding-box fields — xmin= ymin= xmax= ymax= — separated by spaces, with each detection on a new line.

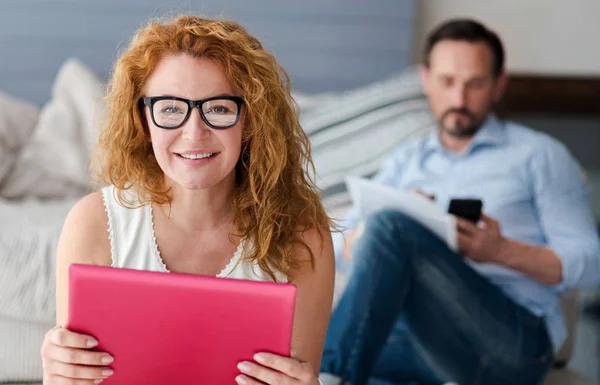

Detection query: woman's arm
xmin=288 ymin=226 xmax=335 ymax=370
xmin=55 ymin=191 xmax=112 ymax=326
xmin=236 ymin=226 xmax=335 ymax=385
xmin=42 ymin=192 xmax=114 ymax=385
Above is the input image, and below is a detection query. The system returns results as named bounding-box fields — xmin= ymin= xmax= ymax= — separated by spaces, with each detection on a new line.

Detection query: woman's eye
xmin=162 ymin=107 xmax=182 ymax=114
xmin=209 ymin=106 xmax=230 ymax=114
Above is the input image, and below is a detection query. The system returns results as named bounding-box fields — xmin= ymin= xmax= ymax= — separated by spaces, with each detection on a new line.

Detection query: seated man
xmin=319 ymin=19 xmax=600 ymax=385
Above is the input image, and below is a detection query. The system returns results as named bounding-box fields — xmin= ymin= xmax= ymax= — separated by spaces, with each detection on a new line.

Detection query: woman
xmin=40 ymin=15 xmax=334 ymax=385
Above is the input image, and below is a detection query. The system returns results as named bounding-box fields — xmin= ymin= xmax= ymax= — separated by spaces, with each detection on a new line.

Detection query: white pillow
xmin=0 ymin=197 xmax=75 ymax=383
xmin=0 ymin=91 xmax=39 ymax=186
xmin=1 ymin=58 xmax=105 ymax=199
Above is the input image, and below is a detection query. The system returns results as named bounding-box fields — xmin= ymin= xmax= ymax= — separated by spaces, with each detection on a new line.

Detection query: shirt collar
xmin=422 ymin=114 xmax=506 ymax=155
xmin=470 ymin=114 xmax=506 ymax=148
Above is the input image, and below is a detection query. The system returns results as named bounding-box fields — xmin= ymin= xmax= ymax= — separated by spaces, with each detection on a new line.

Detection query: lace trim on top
xmin=102 ymin=188 xmax=118 ymax=268
xmin=147 ymin=203 xmax=243 ymax=277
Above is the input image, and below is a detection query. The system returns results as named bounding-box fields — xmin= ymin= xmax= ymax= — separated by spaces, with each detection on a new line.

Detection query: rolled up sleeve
xmin=532 ymin=140 xmax=600 ymax=291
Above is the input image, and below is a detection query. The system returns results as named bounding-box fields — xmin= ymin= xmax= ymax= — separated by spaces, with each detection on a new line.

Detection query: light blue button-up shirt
xmin=337 ymin=115 xmax=600 ymax=352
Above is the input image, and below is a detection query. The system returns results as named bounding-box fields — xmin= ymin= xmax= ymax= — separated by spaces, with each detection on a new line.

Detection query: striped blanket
xmin=301 ymin=68 xmax=435 ymax=214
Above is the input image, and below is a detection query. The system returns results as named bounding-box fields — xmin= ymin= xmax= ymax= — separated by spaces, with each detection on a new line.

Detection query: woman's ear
xmin=136 ymin=104 xmax=152 ymax=143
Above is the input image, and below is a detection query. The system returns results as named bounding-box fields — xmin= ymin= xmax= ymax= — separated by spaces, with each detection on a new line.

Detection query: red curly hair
xmin=93 ymin=15 xmax=331 ymax=280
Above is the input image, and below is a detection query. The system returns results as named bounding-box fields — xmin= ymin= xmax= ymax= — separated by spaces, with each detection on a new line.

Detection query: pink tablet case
xmin=67 ymin=264 xmax=296 ymax=385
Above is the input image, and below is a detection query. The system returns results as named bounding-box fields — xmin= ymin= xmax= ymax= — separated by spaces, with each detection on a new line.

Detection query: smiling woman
xmin=39 ymin=15 xmax=335 ymax=385
xmin=136 ymin=55 xmax=244 ymax=193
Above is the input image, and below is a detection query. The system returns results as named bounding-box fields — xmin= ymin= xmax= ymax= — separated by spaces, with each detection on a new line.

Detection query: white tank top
xmin=101 ymin=185 xmax=287 ymax=283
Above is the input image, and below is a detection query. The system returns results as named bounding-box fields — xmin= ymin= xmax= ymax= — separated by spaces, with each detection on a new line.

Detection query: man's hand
xmin=343 ymin=230 xmax=357 ymax=262
xmin=457 ymin=213 xmax=507 ymax=263
xmin=457 ymin=213 xmax=563 ymax=284
xmin=342 ymin=221 xmax=367 ymax=262
xmin=412 ymin=189 xmax=435 ymax=201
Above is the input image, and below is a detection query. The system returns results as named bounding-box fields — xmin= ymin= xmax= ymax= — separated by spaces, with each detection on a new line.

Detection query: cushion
xmin=0 ymin=58 xmax=105 ymax=199
xmin=0 ymin=319 xmax=52 ymax=382
xmin=544 ymin=369 xmax=594 ymax=385
xmin=0 ymin=91 xmax=39 ymax=186
xmin=0 ymin=197 xmax=76 ymax=382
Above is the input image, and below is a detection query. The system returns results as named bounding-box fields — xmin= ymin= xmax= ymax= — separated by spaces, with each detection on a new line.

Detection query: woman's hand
xmin=236 ymin=352 xmax=319 ymax=385
xmin=41 ymin=326 xmax=114 ymax=384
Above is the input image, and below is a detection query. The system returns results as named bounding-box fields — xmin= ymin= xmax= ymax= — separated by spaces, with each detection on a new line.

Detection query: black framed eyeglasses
xmin=139 ymin=95 xmax=244 ymax=129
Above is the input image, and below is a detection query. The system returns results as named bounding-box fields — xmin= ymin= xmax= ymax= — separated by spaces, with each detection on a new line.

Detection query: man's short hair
xmin=423 ymin=19 xmax=505 ymax=77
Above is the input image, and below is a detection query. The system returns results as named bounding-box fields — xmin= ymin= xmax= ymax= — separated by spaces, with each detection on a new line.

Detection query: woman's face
xmin=142 ymin=55 xmax=243 ymax=192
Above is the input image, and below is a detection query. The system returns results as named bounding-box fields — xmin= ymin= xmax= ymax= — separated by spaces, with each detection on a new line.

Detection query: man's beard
xmin=439 ymin=108 xmax=483 ymax=138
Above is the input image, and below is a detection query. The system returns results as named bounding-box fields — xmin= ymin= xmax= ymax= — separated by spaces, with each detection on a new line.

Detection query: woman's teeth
xmin=179 ymin=153 xmax=213 ymax=159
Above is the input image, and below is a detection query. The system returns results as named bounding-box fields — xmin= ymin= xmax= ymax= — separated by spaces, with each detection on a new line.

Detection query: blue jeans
xmin=321 ymin=210 xmax=554 ymax=385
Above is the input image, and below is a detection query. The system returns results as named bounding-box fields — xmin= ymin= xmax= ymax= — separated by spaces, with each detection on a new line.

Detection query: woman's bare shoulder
xmin=287 ymin=225 xmax=334 ymax=368
xmin=55 ymin=191 xmax=111 ymax=325
xmin=57 ymin=191 xmax=112 ymax=267
xmin=292 ymin=224 xmax=334 ymax=264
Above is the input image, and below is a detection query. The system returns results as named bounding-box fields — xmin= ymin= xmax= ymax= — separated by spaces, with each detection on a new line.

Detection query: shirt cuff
xmin=552 ymin=246 xmax=584 ymax=292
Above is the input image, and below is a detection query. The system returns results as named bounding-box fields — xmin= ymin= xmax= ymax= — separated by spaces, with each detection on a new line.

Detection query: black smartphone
xmin=448 ymin=198 xmax=483 ymax=223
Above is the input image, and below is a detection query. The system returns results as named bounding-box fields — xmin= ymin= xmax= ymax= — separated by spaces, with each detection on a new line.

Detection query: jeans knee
xmin=360 ymin=209 xmax=451 ymax=271
xmin=363 ymin=209 xmax=423 ymax=238
xmin=349 ymin=210 xmax=418 ymax=268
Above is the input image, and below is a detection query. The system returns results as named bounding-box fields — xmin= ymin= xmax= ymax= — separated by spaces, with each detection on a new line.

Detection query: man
xmin=319 ymin=19 xmax=600 ymax=385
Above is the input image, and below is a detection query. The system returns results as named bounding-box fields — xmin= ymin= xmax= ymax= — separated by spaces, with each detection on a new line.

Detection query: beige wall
xmin=414 ymin=0 xmax=600 ymax=75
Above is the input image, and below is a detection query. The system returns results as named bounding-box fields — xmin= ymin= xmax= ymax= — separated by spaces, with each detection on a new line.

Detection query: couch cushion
xmin=0 ymin=58 xmax=104 ymax=199
xmin=0 ymin=318 xmax=52 ymax=382
xmin=544 ymin=369 xmax=594 ymax=385
xmin=0 ymin=91 xmax=39 ymax=186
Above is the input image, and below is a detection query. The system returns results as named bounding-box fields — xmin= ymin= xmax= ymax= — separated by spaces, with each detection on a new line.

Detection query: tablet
xmin=67 ymin=263 xmax=296 ymax=385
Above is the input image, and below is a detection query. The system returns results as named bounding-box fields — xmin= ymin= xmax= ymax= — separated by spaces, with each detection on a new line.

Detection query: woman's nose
xmin=181 ymin=108 xmax=210 ymax=141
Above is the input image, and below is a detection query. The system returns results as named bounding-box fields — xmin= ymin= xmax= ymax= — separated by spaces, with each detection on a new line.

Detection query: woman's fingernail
xmin=87 ymin=338 xmax=98 ymax=347
xmin=237 ymin=361 xmax=252 ymax=373
xmin=102 ymin=368 xmax=114 ymax=377
xmin=235 ymin=375 xmax=248 ymax=385
xmin=94 ymin=380 xmax=103 ymax=384
xmin=253 ymin=353 xmax=267 ymax=364
xmin=101 ymin=355 xmax=114 ymax=364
